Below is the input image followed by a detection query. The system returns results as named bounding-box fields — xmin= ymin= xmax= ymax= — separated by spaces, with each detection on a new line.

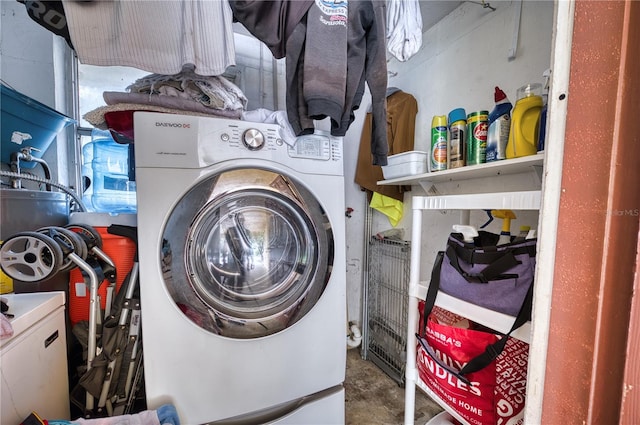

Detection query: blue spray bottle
xmin=538 ymin=69 xmax=551 ymax=152
xmin=486 ymin=87 xmax=513 ymax=162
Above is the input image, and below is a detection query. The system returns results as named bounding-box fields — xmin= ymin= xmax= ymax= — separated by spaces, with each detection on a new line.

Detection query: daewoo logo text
xmin=155 ymin=122 xmax=191 ymax=128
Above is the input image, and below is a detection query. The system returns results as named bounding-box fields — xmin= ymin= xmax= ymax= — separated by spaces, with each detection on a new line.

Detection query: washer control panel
xmin=217 ymin=124 xmax=280 ymax=150
xmin=287 ymin=134 xmax=331 ymax=161
xmin=217 ymin=125 xmax=341 ymax=162
xmin=134 ymin=112 xmax=343 ymax=173
xmin=287 ymin=133 xmax=342 ymax=162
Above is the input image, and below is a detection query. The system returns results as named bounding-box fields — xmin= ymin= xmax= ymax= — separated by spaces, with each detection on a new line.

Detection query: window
xmin=78 ymin=65 xmax=148 ymax=129
xmin=76 ymin=65 xmax=147 ymax=212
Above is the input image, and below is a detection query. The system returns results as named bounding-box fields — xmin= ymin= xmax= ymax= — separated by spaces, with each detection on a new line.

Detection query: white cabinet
xmin=1 ymin=292 xmax=70 ymax=424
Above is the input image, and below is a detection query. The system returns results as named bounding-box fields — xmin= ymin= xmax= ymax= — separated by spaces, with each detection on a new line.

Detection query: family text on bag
xmin=417 ymin=346 xmax=482 ymax=396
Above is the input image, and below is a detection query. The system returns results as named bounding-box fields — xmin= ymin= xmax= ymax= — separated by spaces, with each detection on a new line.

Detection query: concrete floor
xmin=344 ymin=348 xmax=442 ymax=425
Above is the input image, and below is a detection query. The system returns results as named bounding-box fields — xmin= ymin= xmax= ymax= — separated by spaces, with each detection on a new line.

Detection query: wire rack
xmin=362 ymin=236 xmax=411 ymax=386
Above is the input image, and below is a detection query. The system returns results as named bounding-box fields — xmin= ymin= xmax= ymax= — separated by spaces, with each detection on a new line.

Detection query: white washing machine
xmin=133 ymin=112 xmax=346 ymax=424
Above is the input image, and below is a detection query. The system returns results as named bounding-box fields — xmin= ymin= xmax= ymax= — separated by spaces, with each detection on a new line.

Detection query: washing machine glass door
xmin=161 ymin=168 xmax=333 ymax=339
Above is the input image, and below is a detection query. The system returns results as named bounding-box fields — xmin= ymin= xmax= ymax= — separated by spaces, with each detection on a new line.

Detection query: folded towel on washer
xmin=83 ymin=103 xmax=243 ymax=134
xmin=85 ymin=65 xmax=247 ymax=135
xmin=124 ymin=65 xmax=248 ymax=112
xmin=102 ymin=94 xmax=245 ymax=119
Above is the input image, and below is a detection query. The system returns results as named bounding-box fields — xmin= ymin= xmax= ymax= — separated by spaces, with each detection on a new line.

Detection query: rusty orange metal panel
xmin=542 ymin=1 xmax=640 ymax=424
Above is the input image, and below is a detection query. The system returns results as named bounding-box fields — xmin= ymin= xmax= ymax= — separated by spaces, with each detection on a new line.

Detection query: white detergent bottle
xmin=453 ymin=224 xmax=478 ymax=243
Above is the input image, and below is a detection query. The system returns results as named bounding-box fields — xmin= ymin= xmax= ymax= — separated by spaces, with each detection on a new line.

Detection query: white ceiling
xmin=420 ymin=1 xmax=463 ymax=31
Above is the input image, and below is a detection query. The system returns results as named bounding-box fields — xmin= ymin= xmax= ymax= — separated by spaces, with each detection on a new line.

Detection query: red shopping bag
xmin=416 ymin=304 xmax=528 ymax=425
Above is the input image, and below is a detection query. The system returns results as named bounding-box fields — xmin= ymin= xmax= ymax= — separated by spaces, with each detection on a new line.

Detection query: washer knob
xmin=242 ymin=128 xmax=265 ymax=150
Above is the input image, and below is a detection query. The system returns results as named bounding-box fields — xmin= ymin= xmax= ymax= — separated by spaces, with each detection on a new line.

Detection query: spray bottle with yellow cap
xmin=493 ymin=210 xmax=517 ymax=245
xmin=480 ymin=209 xmax=517 ymax=245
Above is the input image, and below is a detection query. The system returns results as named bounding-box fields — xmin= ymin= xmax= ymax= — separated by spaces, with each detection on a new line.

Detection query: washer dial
xmin=242 ymin=128 xmax=265 ymax=150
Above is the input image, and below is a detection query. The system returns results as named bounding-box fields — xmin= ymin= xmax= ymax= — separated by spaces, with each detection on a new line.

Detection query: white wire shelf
xmin=410 ymin=283 xmax=531 ymax=343
xmin=378 ymin=153 xmax=544 ymax=186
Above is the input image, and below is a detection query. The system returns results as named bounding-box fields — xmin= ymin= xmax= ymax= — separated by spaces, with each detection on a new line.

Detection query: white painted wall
xmin=389 ymin=0 xmax=554 ymax=152
xmin=341 ymin=0 xmax=554 ymax=324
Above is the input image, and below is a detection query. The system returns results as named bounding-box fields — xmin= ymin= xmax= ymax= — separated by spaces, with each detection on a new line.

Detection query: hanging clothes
xmin=229 ymin=0 xmax=314 ymax=59
xmin=61 ymin=1 xmax=236 ymax=76
xmin=304 ymin=1 xmax=349 ymax=129
xmin=333 ymin=0 xmax=388 ymax=159
xmin=285 ymin=0 xmax=349 ymax=136
xmin=386 ymin=0 xmax=423 ymax=62
xmin=17 ymin=0 xmax=74 ymax=49
xmin=285 ymin=0 xmax=389 ymax=165
xmin=355 ymin=89 xmax=418 ymax=201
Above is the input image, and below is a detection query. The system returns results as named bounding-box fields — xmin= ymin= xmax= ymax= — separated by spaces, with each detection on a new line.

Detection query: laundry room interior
xmin=1 ymin=1 xmax=638 ymax=425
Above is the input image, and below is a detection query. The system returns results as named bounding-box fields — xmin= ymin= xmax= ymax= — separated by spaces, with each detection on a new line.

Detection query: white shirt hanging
xmin=62 ymin=0 xmax=236 ymax=76
xmin=386 ymin=0 xmax=423 ymax=62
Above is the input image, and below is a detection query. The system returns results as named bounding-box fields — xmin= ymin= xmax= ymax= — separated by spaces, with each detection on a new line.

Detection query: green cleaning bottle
xmin=430 ymin=115 xmax=448 ymax=171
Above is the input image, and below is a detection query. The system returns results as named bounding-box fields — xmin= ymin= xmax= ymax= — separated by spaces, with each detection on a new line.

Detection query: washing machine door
xmin=161 ymin=168 xmax=333 ymax=339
